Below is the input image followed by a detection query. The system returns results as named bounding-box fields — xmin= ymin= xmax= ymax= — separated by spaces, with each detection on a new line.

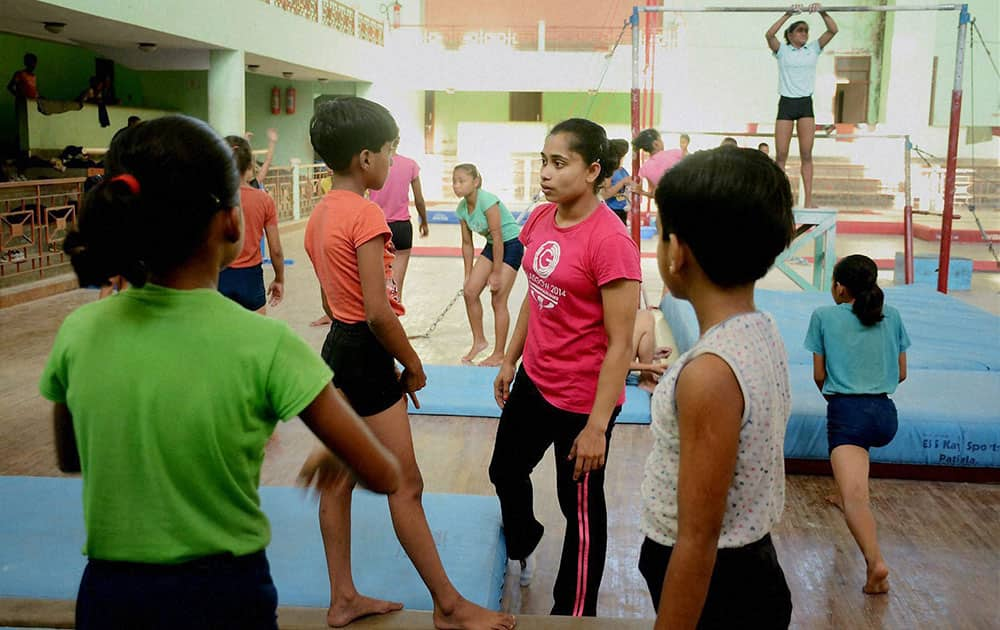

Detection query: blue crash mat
xmin=0 ymin=477 xmax=506 ymax=612
xmin=408 ymin=364 xmax=652 ymax=424
xmin=755 ymin=285 xmax=1000 ymax=372
xmin=784 ymin=368 xmax=1000 ymax=467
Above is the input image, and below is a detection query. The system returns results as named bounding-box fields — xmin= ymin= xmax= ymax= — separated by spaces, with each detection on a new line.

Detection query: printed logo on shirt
xmin=533 ymin=241 xmax=560 ymax=279
xmin=527 ymin=272 xmax=566 ymax=310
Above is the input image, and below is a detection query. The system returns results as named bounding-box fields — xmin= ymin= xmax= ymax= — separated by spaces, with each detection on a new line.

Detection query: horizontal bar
xmin=657 ymin=129 xmax=912 ymax=140
xmin=636 ymin=5 xmax=960 ymax=13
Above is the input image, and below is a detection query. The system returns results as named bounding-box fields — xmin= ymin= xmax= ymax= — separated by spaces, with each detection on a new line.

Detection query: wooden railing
xmin=262 ymin=162 xmax=330 ymax=222
xmin=264 ymin=0 xmax=384 ymax=45
xmin=0 ymin=178 xmax=83 ymax=280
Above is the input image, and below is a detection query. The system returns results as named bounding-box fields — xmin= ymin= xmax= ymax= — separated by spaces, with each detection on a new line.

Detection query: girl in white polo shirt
xmin=640 ymin=147 xmax=796 ymax=629
xmin=765 ymin=3 xmax=838 ymax=208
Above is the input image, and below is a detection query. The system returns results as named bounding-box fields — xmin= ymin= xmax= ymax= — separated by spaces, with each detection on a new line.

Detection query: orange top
xmin=305 ymin=190 xmax=405 ymax=324
xmin=12 ymin=71 xmax=37 ymax=99
xmin=231 ymin=186 xmax=277 ymax=268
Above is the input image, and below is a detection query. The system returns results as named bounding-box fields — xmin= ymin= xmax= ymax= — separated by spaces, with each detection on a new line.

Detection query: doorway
xmin=833 ymin=56 xmax=870 ymax=124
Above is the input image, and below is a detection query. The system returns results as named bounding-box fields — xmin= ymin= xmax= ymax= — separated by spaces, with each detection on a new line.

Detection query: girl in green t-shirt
xmin=453 ymin=163 xmax=523 ymax=366
xmin=43 ymin=115 xmax=400 ymax=630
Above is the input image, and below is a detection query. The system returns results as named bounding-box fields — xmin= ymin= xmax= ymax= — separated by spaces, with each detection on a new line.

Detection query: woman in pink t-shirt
xmin=490 ymin=118 xmax=642 ymax=616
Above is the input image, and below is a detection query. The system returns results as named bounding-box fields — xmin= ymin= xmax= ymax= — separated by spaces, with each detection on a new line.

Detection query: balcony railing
xmin=263 ymin=0 xmax=384 ymax=46
xmin=0 ymin=178 xmax=83 ymax=280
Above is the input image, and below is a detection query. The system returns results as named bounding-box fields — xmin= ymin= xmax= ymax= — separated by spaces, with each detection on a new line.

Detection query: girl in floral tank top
xmin=639 ymin=147 xmax=796 ymax=629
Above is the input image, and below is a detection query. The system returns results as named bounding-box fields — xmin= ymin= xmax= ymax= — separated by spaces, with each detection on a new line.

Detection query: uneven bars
xmin=636 ymin=5 xmax=960 ymax=13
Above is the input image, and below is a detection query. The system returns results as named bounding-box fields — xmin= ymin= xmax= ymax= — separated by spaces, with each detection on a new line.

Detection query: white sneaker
xmin=519 ymin=553 xmax=536 ymax=587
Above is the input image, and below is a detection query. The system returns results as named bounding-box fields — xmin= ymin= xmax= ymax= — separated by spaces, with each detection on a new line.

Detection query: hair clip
xmin=111 ymin=174 xmax=141 ymax=195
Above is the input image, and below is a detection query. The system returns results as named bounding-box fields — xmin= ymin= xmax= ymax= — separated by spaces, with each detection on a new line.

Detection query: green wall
xmin=542 ymin=92 xmax=660 ymax=127
xmin=432 ymin=90 xmax=660 ymax=152
xmin=433 ymin=91 xmax=509 ymax=151
xmin=244 ymin=73 xmax=355 ymax=165
xmin=0 ymin=32 xmax=209 ymax=153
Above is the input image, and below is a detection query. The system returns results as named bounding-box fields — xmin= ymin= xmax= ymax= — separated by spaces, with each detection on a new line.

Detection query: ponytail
xmin=833 ymin=254 xmax=884 ymax=326
xmin=852 ymin=284 xmax=885 ymax=327
xmin=63 ymin=115 xmax=240 ymax=290
xmin=64 ymin=176 xmax=148 ymax=288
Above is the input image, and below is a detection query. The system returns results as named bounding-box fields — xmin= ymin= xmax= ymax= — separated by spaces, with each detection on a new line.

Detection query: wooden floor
xmin=2 ymin=225 xmax=999 ymax=629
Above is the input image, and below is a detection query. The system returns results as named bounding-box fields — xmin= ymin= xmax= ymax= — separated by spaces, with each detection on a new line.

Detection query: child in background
xmin=640 ymin=147 xmax=795 ymax=629
xmin=246 ymin=128 xmax=278 ymax=191
xmin=305 ymin=96 xmax=516 ymax=630
xmin=602 ymin=138 xmax=631 ymax=224
xmin=220 ymin=135 xmax=284 ymax=313
xmin=758 ymin=142 xmax=771 ymax=157
xmin=453 ymin=163 xmax=523 ymax=366
xmin=491 ymin=118 xmax=641 ymax=616
xmin=633 ymin=128 xmax=685 ymax=199
xmin=629 ymin=308 xmax=671 ymax=393
xmin=41 ymin=115 xmax=401 ymax=630
xmin=369 ymin=149 xmax=429 ymax=303
xmin=805 ymin=253 xmax=908 ymax=595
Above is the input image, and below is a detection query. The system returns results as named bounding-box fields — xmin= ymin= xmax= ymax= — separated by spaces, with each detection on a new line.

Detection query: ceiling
xmin=0 ymin=0 xmax=356 ymax=80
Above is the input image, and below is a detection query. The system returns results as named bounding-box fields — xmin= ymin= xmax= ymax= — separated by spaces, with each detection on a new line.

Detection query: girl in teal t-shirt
xmin=453 ymin=163 xmax=523 ymax=365
xmin=804 ymin=254 xmax=909 ymax=597
xmin=40 ymin=115 xmax=400 ymax=630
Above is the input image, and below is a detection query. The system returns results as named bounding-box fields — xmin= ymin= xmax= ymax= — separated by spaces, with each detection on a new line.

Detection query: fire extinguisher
xmin=392 ymin=1 xmax=401 ymax=29
xmin=285 ymin=87 xmax=296 ymax=115
xmin=270 ymin=87 xmax=280 ymax=115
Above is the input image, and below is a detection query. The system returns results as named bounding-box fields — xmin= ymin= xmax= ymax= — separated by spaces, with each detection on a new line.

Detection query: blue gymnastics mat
xmin=661 ymin=286 xmax=1000 ymax=372
xmin=409 ymin=364 xmax=653 ymax=424
xmin=756 ymin=285 xmax=1000 ymax=372
xmin=785 ymin=368 xmax=1000 ymax=468
xmin=0 ymin=477 xmax=506 ymax=612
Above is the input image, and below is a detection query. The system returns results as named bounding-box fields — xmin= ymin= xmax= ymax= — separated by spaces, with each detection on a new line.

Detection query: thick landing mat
xmin=785 ymin=368 xmax=1000 ymax=468
xmin=0 ymin=477 xmax=506 ymax=612
xmin=409 ymin=364 xmax=652 ymax=424
xmin=661 ymin=286 xmax=1000 ymax=371
xmin=756 ymin=285 xmax=1000 ymax=371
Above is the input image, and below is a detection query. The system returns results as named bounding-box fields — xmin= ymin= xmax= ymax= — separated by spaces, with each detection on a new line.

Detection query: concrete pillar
xmin=208 ymin=49 xmax=245 ymax=135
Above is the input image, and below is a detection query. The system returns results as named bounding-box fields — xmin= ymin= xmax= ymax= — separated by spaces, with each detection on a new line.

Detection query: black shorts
xmin=218 ymin=265 xmax=265 ymax=311
xmin=320 ymin=319 xmax=403 ymax=417
xmin=776 ymin=95 xmax=814 ymax=121
xmin=76 ymin=551 xmax=277 ymax=630
xmin=826 ymin=394 xmax=898 ymax=454
xmin=388 ymin=220 xmax=413 ymax=251
xmin=639 ymin=534 xmax=792 ymax=629
xmin=481 ymin=237 xmax=525 ymax=271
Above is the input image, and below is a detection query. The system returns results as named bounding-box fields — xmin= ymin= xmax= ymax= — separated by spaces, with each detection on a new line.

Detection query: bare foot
xmin=327 ymin=593 xmax=404 ymax=627
xmin=461 ymin=341 xmax=488 ymax=364
xmin=433 ymin=597 xmax=516 ymax=630
xmin=478 ymin=353 xmax=505 ymax=367
xmin=311 ymin=315 xmax=332 ymax=327
xmin=824 ymin=493 xmax=844 ymax=512
xmin=863 ymin=561 xmax=890 ymax=594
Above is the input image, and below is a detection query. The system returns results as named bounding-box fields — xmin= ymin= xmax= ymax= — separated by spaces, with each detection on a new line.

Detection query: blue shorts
xmin=218 ymin=265 xmax=265 ymax=311
xmin=481 ymin=237 xmax=524 ymax=271
xmin=826 ymin=394 xmax=898 ymax=454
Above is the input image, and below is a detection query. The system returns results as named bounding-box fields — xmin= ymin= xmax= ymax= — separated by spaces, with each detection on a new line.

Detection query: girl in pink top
xmin=490 ymin=118 xmax=642 ymax=616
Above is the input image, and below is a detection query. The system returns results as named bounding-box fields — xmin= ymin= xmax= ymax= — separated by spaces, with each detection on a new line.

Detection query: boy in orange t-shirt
xmin=303 ymin=96 xmax=515 ymax=630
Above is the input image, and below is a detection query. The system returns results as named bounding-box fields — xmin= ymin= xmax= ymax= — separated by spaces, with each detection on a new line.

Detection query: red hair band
xmin=111 ymin=174 xmax=140 ymax=195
